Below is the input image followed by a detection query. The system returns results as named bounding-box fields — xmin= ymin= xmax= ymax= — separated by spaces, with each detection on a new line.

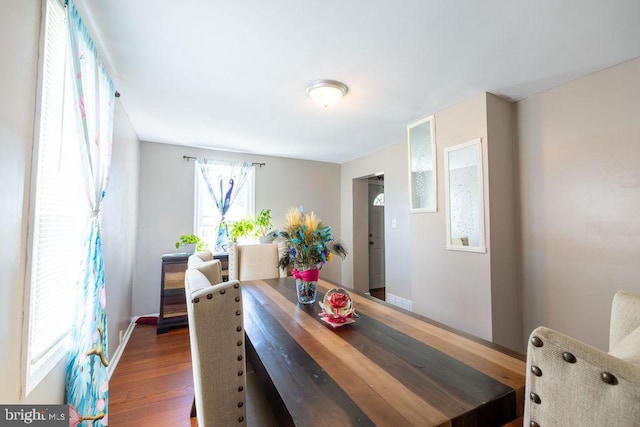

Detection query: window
xmin=373 ymin=193 xmax=385 ymax=206
xmin=22 ymin=0 xmax=84 ymax=396
xmin=194 ymin=163 xmax=255 ymax=249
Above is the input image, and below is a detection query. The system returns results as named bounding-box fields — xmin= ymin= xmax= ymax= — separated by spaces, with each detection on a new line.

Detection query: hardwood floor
xmin=369 ymin=287 xmax=385 ymax=301
xmin=110 ymin=324 xmax=197 ymax=427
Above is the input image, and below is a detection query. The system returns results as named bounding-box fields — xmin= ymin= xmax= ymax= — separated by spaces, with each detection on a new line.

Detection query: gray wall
xmin=517 ymin=57 xmax=640 ymax=351
xmin=0 ymin=0 xmax=139 ymax=402
xmin=134 ymin=141 xmax=342 ymax=316
xmin=343 ymin=57 xmax=640 ymax=352
xmin=341 ymin=143 xmax=412 ymax=298
xmin=342 ymin=93 xmax=520 ymax=349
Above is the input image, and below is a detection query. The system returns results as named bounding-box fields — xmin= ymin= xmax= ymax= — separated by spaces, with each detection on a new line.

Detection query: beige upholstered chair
xmin=188 ymin=257 xmax=222 ymax=286
xmin=228 ymin=243 xmax=287 ymax=281
xmin=185 ymin=266 xmax=276 ymax=426
xmin=188 ymin=250 xmax=213 ymax=268
xmin=525 ymin=291 xmax=640 ymax=427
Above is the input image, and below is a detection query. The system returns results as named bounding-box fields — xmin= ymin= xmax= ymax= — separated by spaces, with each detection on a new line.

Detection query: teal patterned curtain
xmin=64 ymin=1 xmax=115 ymax=426
xmin=197 ymin=159 xmax=253 ymax=252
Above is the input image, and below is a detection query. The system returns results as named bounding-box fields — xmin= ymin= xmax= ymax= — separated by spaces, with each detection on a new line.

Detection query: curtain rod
xmin=182 ymin=155 xmax=265 ymax=167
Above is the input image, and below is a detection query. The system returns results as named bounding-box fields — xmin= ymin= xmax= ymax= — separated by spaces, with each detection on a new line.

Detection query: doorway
xmin=367 ymin=176 xmax=386 ymax=300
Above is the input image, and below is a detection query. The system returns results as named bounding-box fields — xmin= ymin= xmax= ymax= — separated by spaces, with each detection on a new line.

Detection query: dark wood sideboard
xmin=157 ymin=252 xmax=229 ymax=334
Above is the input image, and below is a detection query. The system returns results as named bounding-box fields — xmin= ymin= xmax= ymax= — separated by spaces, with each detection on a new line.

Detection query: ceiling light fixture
xmin=306 ymin=80 xmax=348 ymax=108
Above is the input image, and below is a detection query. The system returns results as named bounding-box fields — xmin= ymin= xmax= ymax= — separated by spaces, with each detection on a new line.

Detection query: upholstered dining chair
xmin=188 ymin=256 xmax=222 ymax=286
xmin=185 ymin=265 xmax=277 ymax=426
xmin=228 ymin=243 xmax=287 ymax=281
xmin=525 ymin=290 xmax=640 ymax=427
xmin=188 ymin=250 xmax=213 ymax=268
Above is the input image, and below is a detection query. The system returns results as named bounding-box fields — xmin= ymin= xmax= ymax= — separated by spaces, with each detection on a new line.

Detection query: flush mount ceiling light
xmin=306 ymin=80 xmax=348 ymax=108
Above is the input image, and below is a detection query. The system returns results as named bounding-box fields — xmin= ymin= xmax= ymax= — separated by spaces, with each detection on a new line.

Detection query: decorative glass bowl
xmin=320 ymin=288 xmax=355 ymax=326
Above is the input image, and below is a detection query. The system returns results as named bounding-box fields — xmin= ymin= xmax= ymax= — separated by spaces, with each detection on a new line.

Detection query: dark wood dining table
xmin=242 ymin=277 xmax=526 ymax=427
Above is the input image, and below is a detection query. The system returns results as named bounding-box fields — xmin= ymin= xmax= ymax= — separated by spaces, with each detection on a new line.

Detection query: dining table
xmin=242 ymin=277 xmax=526 ymax=427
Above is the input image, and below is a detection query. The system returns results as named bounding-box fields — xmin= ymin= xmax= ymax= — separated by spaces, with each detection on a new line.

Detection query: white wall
xmin=517 ymin=57 xmax=640 ymax=350
xmin=134 ymin=141 xmax=342 ymax=316
xmin=0 ymin=0 xmax=139 ymax=402
xmin=102 ymin=102 xmax=140 ymax=357
xmin=0 ymin=0 xmax=47 ymax=404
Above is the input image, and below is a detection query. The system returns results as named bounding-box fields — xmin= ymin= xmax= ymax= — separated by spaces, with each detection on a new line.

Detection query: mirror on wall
xmin=407 ymin=115 xmax=436 ymax=213
xmin=444 ymin=138 xmax=486 ymax=253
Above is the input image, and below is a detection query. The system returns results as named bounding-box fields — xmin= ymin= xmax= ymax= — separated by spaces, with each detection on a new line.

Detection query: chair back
xmin=610 ymin=290 xmax=640 ymax=350
xmin=188 ymin=251 xmax=213 ymax=268
xmin=228 ymin=243 xmax=287 ymax=281
xmin=524 ymin=290 xmax=640 ymax=427
xmin=191 ymin=259 xmax=222 ymax=286
xmin=185 ymin=269 xmax=247 ymax=426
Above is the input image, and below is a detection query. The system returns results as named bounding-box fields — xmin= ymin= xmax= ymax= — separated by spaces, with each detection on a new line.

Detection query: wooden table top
xmin=242 ymin=278 xmax=526 ymax=427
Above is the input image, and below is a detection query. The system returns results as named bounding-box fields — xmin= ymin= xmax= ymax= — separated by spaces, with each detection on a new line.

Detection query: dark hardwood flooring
xmin=110 ymin=324 xmax=197 ymax=427
xmin=369 ymin=287 xmax=385 ymax=301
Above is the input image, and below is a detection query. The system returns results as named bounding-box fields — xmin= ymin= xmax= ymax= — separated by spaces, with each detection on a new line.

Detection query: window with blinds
xmin=22 ymin=0 xmax=84 ymax=396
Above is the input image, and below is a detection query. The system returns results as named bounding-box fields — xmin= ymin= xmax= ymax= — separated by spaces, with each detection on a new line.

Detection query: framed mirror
xmin=444 ymin=138 xmax=486 ymax=253
xmin=407 ymin=115 xmax=436 ymax=212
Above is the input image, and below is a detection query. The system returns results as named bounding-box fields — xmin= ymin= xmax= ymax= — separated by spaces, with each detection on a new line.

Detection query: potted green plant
xmin=228 ymin=217 xmax=256 ymax=243
xmin=255 ymin=208 xmax=274 ymax=243
xmin=175 ymin=234 xmax=207 ymax=255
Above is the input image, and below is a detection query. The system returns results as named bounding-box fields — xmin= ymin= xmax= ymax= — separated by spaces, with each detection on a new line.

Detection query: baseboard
xmin=386 ymin=292 xmax=412 ymax=311
xmin=107 ymin=316 xmax=137 ymax=379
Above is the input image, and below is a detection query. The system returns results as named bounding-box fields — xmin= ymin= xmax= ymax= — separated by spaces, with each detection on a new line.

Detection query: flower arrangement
xmin=275 ymin=207 xmax=348 ymax=271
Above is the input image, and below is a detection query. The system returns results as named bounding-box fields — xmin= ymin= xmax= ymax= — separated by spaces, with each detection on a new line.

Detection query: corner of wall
xmin=486 ymin=94 xmax=522 ymax=351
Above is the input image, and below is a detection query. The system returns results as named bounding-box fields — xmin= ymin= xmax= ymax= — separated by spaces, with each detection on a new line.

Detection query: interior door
xmin=368 ymin=180 xmax=385 ymax=290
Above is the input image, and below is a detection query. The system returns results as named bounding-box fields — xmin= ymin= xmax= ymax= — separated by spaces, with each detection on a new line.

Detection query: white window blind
xmin=23 ymin=0 xmax=84 ymax=396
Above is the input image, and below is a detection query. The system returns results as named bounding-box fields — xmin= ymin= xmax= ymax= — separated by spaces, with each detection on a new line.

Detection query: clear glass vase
xmin=293 ymin=265 xmax=319 ymax=304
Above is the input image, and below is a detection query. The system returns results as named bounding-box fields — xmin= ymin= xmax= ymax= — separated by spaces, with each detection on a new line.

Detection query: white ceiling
xmin=77 ymin=0 xmax=640 ymax=164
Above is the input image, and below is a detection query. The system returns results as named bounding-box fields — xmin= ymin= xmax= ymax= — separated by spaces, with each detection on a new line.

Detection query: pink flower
xmin=328 ymin=292 xmax=349 ymax=309
xmin=99 ymin=287 xmax=106 ymax=309
xmin=68 ymin=405 xmax=81 ymax=427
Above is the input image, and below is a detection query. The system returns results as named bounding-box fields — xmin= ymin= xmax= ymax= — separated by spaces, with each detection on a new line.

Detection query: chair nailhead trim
xmin=562 ymin=352 xmax=576 ymax=363
xmin=531 ymin=365 xmax=542 ymax=377
xmin=238 ymin=370 xmax=243 ymax=376
xmin=601 ymin=371 xmax=618 ymax=385
xmin=238 ymin=416 xmax=244 ymax=422
xmin=220 ymin=289 xmax=226 ymax=295
xmin=530 ymin=421 xmax=540 ymax=427
xmin=206 ymin=294 xmax=212 ymax=299
xmin=235 ymin=296 xmax=240 ymax=302
xmin=234 ymin=283 xmax=239 ymax=288
xmin=531 ymin=336 xmax=543 ymax=347
xmin=237 ymin=355 xmax=243 ymax=361
xmin=236 ymin=310 xmax=241 ymax=316
xmin=236 ymin=326 xmax=242 ymax=332
xmin=238 ymin=385 xmax=244 ymax=392
xmin=194 ymin=297 xmax=200 ymax=303
xmin=238 ymin=401 xmax=244 ymax=408
xmin=237 ymin=340 xmax=242 ymax=346
xmin=530 ymin=392 xmax=541 ymax=404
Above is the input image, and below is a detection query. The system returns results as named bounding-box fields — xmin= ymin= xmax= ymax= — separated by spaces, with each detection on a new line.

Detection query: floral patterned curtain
xmin=197 ymin=159 xmax=253 ymax=252
xmin=64 ymin=1 xmax=115 ymax=426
